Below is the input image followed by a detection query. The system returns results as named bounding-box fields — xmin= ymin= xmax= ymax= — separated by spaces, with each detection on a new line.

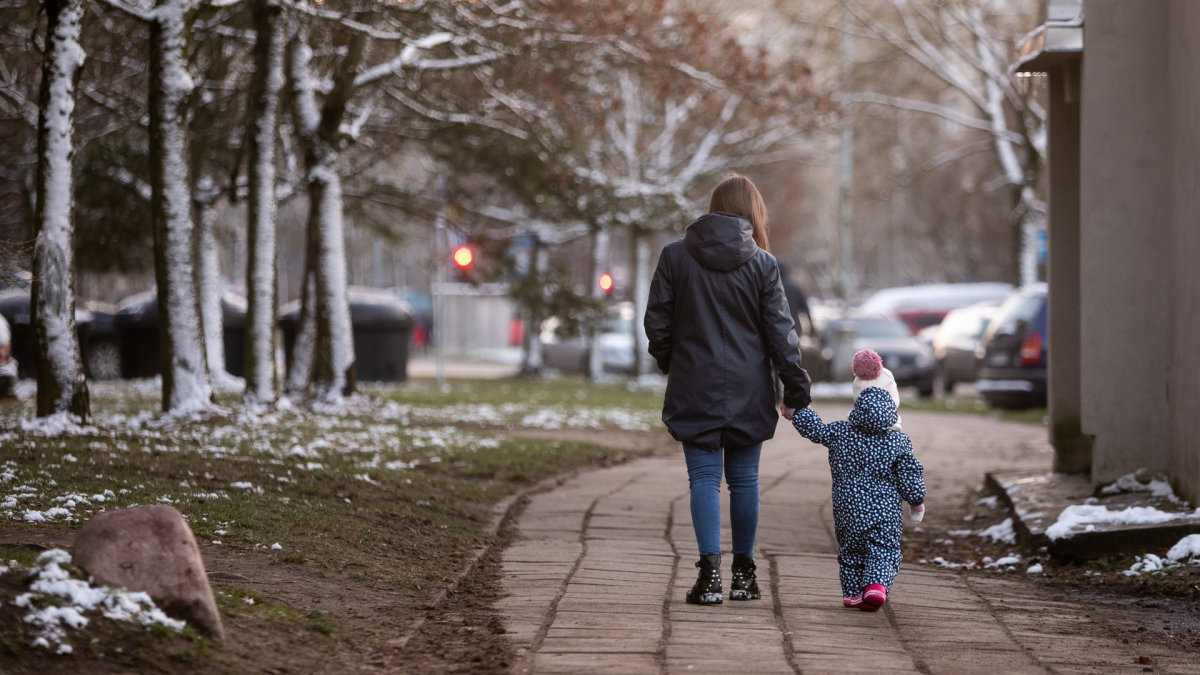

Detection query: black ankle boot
xmin=730 ymin=553 xmax=761 ymax=601
xmin=685 ymin=553 xmax=723 ymax=605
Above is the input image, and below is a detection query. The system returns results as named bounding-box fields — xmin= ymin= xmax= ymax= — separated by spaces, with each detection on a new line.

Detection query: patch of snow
xmin=1123 ymin=554 xmax=1166 ymax=577
xmin=986 ymin=555 xmax=1021 ymax=569
xmin=975 ymin=495 xmax=999 ymax=509
xmin=1046 ymin=504 xmax=1200 ymax=541
xmin=1098 ymin=472 xmax=1180 ymax=502
xmin=977 ymin=518 xmax=1016 ymax=544
xmin=1166 ymin=534 xmax=1200 ymax=562
xmin=16 ymin=549 xmax=184 ymax=651
xmin=1026 ymin=563 xmax=1043 ymax=574
xmin=270 ymin=543 xmax=281 ymax=550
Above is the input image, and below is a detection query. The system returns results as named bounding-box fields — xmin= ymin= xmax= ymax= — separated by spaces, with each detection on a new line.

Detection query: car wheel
xmin=86 ymin=340 xmax=122 ymax=380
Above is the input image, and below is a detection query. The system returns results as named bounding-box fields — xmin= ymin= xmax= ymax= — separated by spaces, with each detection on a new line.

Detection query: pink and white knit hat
xmin=851 ymin=349 xmax=883 ymax=380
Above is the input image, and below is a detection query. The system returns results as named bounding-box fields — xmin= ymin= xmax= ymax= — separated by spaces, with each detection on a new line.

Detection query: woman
xmin=644 ymin=174 xmax=811 ymax=605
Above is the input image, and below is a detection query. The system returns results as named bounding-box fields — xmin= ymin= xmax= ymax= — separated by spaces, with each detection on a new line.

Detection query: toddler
xmin=784 ymin=387 xmax=926 ymax=611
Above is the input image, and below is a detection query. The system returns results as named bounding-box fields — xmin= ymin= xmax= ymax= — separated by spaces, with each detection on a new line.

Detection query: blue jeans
xmin=682 ymin=443 xmax=762 ymax=558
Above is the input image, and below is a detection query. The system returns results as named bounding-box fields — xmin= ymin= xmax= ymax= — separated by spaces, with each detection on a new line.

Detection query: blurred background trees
xmin=0 ymin=0 xmax=1045 ymax=408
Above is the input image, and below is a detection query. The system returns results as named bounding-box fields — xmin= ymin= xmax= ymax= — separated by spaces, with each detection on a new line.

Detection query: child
xmin=783 ymin=387 xmax=926 ymax=611
xmin=851 ymin=348 xmax=902 ymax=431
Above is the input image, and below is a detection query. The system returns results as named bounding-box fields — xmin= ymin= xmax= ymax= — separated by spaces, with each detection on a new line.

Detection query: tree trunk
xmin=630 ymin=227 xmax=651 ymax=378
xmin=287 ymin=32 xmax=360 ymax=404
xmin=150 ymin=0 xmax=211 ymax=413
xmin=519 ymin=239 xmax=547 ymax=376
xmin=308 ymin=152 xmax=355 ymax=402
xmin=32 ymin=0 xmax=89 ymax=420
xmin=243 ymin=0 xmax=285 ymax=408
xmin=585 ymin=224 xmax=610 ymax=382
xmin=195 ymin=194 xmax=226 ymax=384
xmin=285 ymin=264 xmax=316 ymax=398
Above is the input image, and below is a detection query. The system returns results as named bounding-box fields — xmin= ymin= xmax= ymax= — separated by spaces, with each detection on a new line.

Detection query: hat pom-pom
xmin=852 ymin=349 xmax=883 ymax=380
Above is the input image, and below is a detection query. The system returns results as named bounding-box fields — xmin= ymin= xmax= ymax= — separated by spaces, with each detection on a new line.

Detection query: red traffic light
xmin=598 ymin=273 xmax=614 ymax=292
xmin=452 ymin=245 xmax=473 ymax=269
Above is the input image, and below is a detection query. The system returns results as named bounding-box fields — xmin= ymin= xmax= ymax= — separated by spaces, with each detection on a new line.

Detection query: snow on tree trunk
xmin=308 ymin=154 xmax=355 ymax=402
xmin=243 ymin=0 xmax=285 ymax=408
xmin=195 ymin=194 xmax=227 ymax=385
xmin=631 ymin=228 xmax=651 ymax=377
xmin=585 ymin=225 xmax=610 ymax=383
xmin=32 ymin=0 xmax=89 ymax=421
xmin=149 ymin=0 xmax=211 ymax=413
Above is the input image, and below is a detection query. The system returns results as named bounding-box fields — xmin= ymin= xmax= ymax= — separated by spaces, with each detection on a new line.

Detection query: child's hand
xmin=780 ymin=405 xmax=796 ymax=419
xmin=910 ymin=503 xmax=926 ymax=523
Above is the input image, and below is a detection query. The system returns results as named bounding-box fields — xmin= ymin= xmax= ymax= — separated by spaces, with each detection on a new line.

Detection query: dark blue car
xmin=976 ymin=284 xmax=1047 ymax=409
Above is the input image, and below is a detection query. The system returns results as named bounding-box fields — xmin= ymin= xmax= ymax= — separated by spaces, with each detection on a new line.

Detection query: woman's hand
xmin=780 ymin=405 xmax=796 ymax=419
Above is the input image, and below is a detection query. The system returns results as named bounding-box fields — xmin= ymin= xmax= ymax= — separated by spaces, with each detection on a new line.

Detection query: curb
xmin=388 ymin=471 xmax=574 ymax=651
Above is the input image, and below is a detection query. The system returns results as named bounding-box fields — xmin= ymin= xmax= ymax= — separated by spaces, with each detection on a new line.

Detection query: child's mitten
xmin=910 ymin=503 xmax=926 ymax=523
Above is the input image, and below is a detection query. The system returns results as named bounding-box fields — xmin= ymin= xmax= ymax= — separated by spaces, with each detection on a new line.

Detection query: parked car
xmin=817 ymin=313 xmax=936 ymax=397
xmin=977 ymin=284 xmax=1047 ymax=409
xmin=930 ymin=302 xmax=999 ymax=394
xmin=540 ymin=303 xmax=635 ymax=375
xmin=857 ymin=282 xmax=1014 ymax=335
xmin=80 ymin=301 xmax=122 ymax=380
xmin=0 ymin=313 xmax=16 ymax=397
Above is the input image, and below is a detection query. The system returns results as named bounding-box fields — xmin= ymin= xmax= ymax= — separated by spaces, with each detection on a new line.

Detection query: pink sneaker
xmin=842 ymin=595 xmax=862 ymax=608
xmin=860 ymin=584 xmax=886 ymax=611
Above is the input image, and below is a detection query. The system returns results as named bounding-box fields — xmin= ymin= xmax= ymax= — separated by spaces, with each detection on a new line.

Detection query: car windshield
xmin=841 ymin=318 xmax=911 ymax=339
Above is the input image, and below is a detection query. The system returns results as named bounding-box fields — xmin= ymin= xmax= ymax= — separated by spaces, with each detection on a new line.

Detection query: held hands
xmin=910 ymin=503 xmax=926 ymax=523
xmin=780 ymin=405 xmax=796 ymax=419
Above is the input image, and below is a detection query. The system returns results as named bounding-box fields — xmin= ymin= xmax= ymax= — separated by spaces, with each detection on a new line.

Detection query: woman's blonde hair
xmin=708 ymin=173 xmax=769 ymax=252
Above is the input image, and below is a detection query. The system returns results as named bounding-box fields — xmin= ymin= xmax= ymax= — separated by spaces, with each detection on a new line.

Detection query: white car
xmin=540 ymin=303 xmax=636 ymax=375
xmin=0 ymin=313 xmax=17 ymax=397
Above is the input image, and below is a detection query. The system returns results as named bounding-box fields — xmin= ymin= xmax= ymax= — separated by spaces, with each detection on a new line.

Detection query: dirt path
xmin=497 ymin=404 xmax=1200 ymax=673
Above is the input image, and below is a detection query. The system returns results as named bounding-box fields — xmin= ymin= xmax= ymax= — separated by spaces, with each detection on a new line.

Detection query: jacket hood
xmin=849 ymin=387 xmax=899 ymax=435
xmin=683 ymin=213 xmax=758 ymax=271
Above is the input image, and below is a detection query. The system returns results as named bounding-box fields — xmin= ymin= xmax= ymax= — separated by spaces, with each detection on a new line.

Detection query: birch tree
xmin=243 ymin=0 xmax=286 ymax=407
xmin=148 ymin=0 xmax=212 ymax=412
xmin=32 ymin=0 xmax=90 ymax=420
xmin=281 ymin=2 xmax=508 ymax=403
xmin=834 ymin=0 xmax=1045 ymax=285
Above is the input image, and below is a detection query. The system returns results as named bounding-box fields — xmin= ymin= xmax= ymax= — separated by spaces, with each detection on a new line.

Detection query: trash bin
xmin=220 ymin=294 xmax=247 ymax=378
xmin=116 ymin=291 xmax=160 ymax=379
xmin=0 ymin=290 xmax=93 ymax=379
xmin=279 ymin=287 xmax=414 ymax=383
xmin=116 ymin=289 xmax=248 ymax=378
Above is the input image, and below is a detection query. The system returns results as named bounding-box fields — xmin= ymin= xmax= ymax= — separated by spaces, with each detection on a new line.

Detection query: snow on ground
xmin=977 ymin=518 xmax=1017 ymax=544
xmin=810 ymin=382 xmax=854 ymax=399
xmin=13 ymin=549 xmax=184 ymax=653
xmin=1045 ymin=504 xmax=1200 ymax=541
xmin=1121 ymin=534 xmax=1200 ymax=577
xmin=1166 ymin=534 xmax=1200 ymax=562
xmin=1 ymin=386 xmax=658 ymax=527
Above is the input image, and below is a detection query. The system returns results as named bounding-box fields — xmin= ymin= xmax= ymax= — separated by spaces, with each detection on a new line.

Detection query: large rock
xmin=72 ymin=505 xmax=225 ymax=640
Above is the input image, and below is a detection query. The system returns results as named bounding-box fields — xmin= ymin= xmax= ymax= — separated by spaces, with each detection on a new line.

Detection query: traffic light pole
xmin=433 ymin=179 xmax=448 ymax=388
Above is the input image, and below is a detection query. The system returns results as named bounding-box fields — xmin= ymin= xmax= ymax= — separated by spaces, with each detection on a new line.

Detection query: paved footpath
xmin=497 ymin=404 xmax=1195 ymax=674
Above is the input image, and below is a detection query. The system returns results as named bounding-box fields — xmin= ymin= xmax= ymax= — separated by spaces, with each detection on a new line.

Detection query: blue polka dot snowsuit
xmin=791 ymin=387 xmax=926 ymax=597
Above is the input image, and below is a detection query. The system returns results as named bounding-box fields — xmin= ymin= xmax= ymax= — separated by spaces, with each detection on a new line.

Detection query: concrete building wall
xmin=1080 ymin=2 xmax=1173 ymax=484
xmin=1167 ymin=1 xmax=1200 ymax=503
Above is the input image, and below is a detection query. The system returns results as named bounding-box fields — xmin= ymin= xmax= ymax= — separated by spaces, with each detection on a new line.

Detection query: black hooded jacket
xmin=645 ymin=212 xmax=812 ymax=451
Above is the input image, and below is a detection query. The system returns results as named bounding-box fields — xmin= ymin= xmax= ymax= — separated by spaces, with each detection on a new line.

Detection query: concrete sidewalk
xmin=497 ymin=407 xmax=1191 ymax=674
